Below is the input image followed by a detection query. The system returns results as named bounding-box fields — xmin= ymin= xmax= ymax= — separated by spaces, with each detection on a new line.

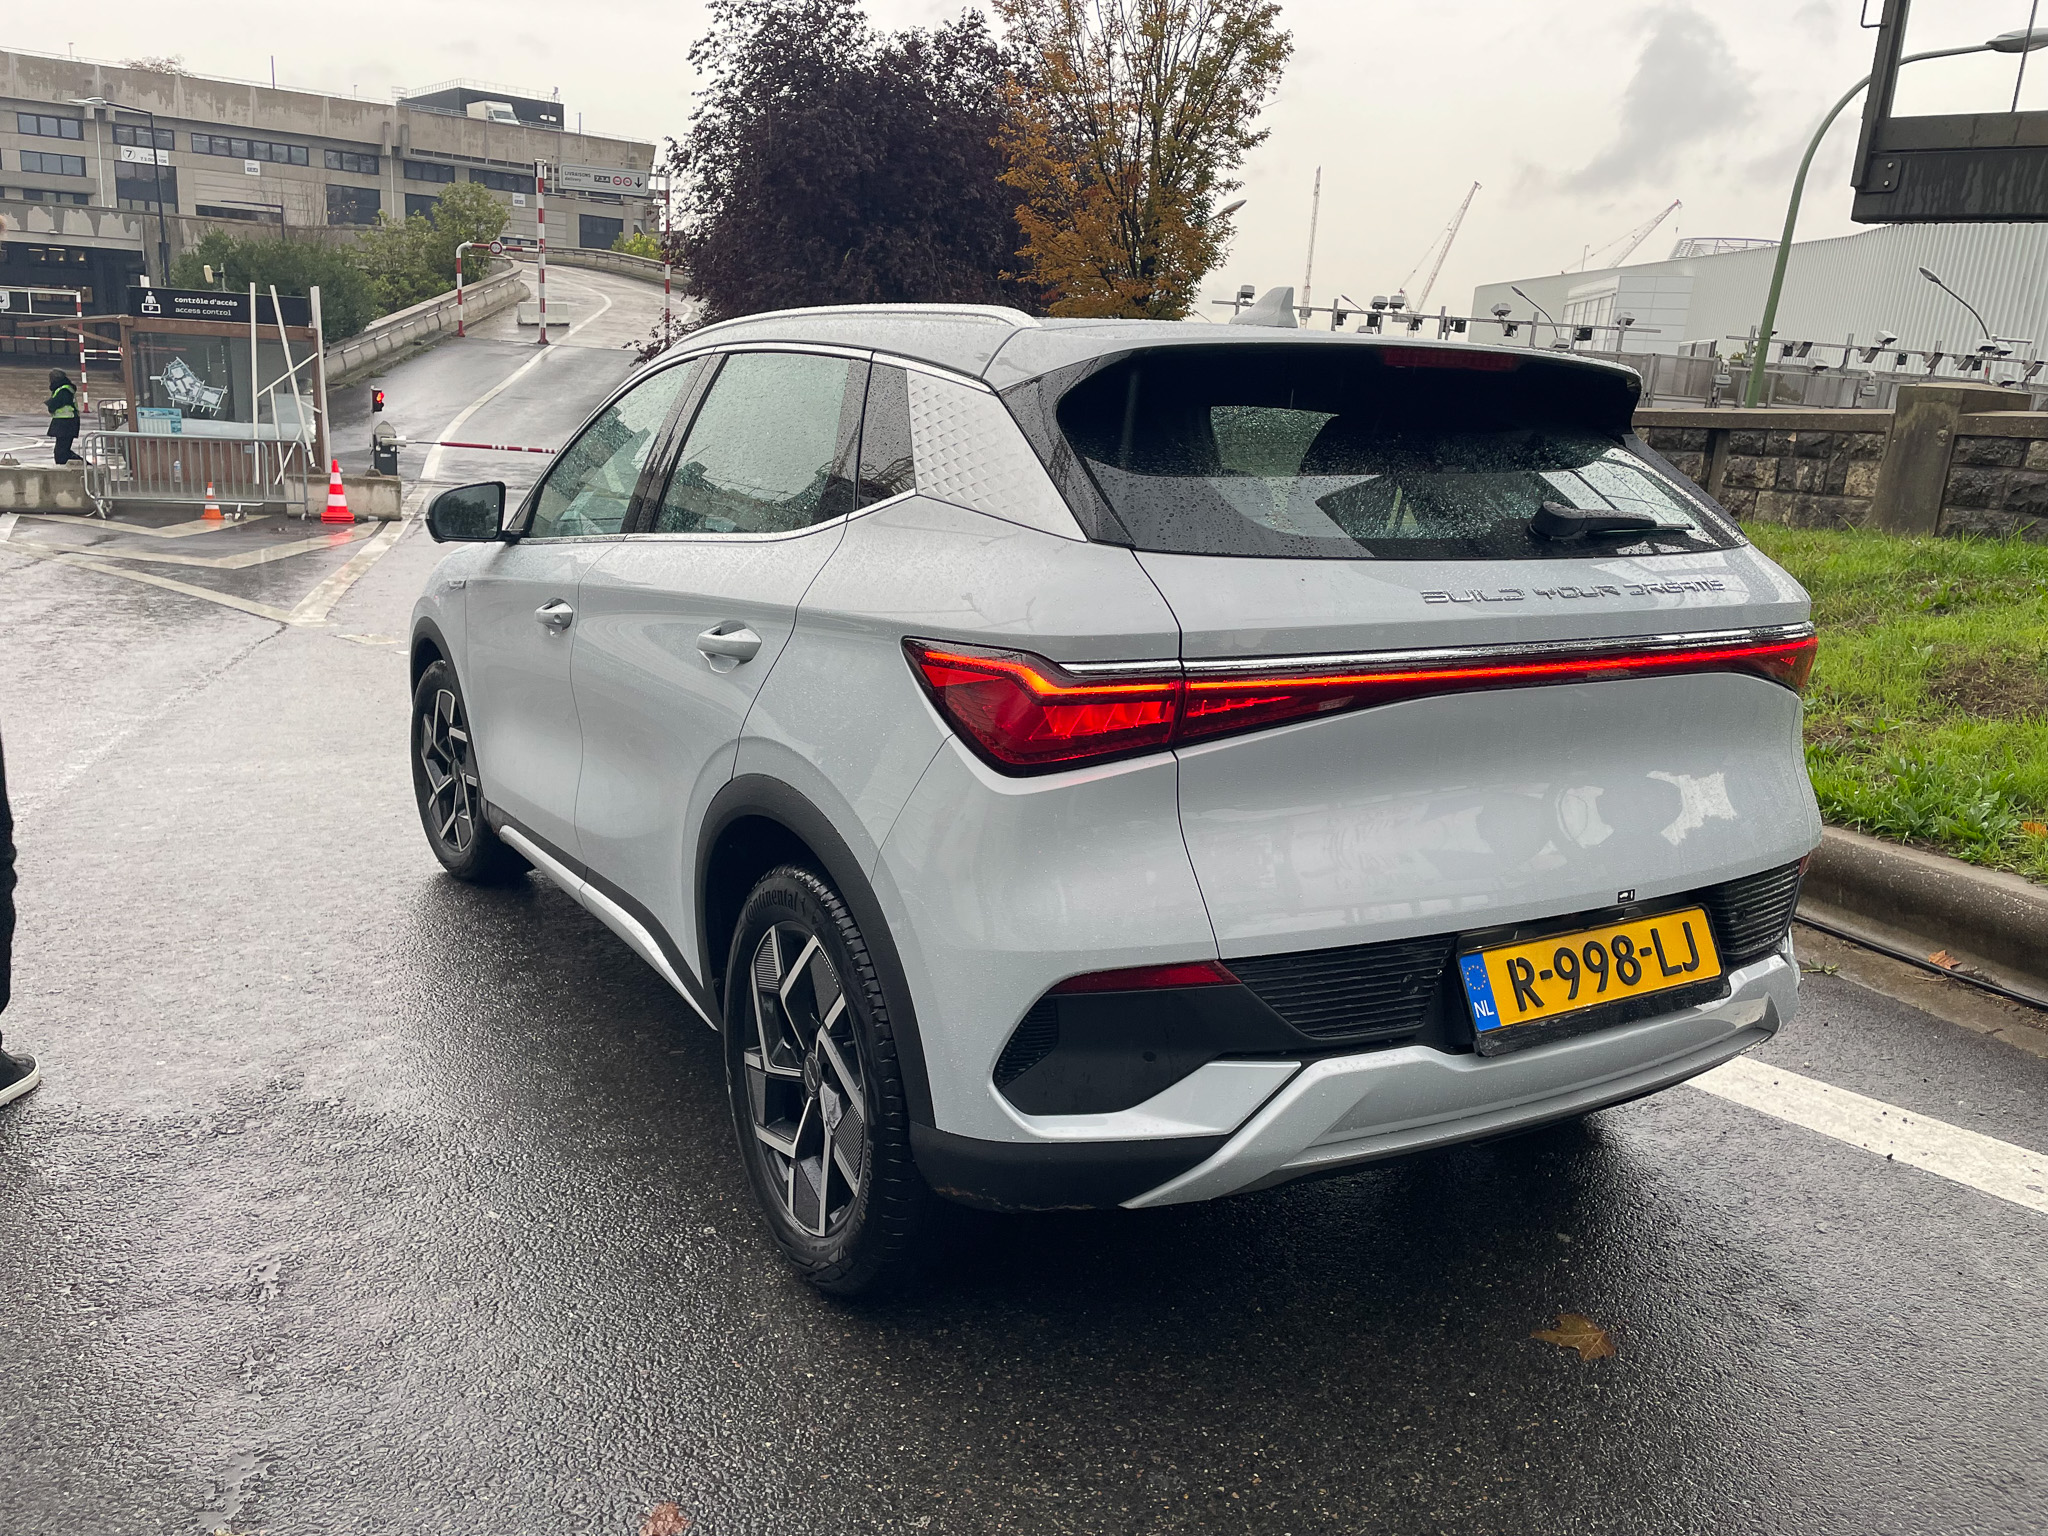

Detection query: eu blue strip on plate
xmin=1460 ymin=953 xmax=1502 ymax=1033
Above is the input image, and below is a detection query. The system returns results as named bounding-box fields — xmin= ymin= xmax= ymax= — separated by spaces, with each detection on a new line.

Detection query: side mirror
xmin=427 ymin=482 xmax=505 ymax=543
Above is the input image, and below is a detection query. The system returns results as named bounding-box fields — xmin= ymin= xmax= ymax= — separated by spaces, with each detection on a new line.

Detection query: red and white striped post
xmin=454 ymin=240 xmax=471 ymax=338
xmin=74 ymin=289 xmax=89 ymax=412
xmin=658 ymin=171 xmax=673 ymax=349
xmin=535 ymin=160 xmax=549 ymax=347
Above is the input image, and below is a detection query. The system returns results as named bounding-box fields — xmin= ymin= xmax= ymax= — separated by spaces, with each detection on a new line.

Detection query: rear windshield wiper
xmin=1531 ymin=501 xmax=1693 ymax=541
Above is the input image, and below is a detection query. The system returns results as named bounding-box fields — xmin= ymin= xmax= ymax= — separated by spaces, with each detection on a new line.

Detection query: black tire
xmin=723 ymin=864 xmax=931 ymax=1295
xmin=409 ymin=659 xmax=530 ymax=884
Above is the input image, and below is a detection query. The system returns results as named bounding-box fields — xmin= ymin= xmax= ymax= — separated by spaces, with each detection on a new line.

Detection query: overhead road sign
xmin=1852 ymin=1 xmax=2048 ymax=222
xmin=556 ymin=163 xmax=649 ymax=195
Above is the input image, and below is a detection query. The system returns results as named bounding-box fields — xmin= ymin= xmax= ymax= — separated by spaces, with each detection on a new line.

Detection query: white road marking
xmin=1690 ymin=1055 xmax=2048 ymax=1216
xmin=421 ymin=270 xmax=614 ymax=485
xmin=0 ymin=540 xmax=296 ymax=622
xmin=289 ymin=518 xmax=409 ymax=625
xmin=18 ymin=511 xmax=274 ymax=539
xmin=3 ymin=525 xmax=375 ymax=571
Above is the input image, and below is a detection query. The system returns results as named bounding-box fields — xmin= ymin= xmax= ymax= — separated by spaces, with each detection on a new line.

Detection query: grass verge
xmin=1743 ymin=523 xmax=2048 ymax=886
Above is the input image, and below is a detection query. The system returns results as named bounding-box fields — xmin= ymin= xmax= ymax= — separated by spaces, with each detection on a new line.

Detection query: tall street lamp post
xmin=1742 ymin=26 xmax=2048 ymax=408
xmin=71 ymin=96 xmax=173 ymax=283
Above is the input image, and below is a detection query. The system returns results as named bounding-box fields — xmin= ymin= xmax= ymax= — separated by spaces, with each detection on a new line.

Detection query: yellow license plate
xmin=1459 ymin=906 xmax=1723 ymax=1041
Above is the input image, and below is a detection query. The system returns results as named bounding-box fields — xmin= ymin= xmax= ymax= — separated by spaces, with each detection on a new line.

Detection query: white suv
xmin=410 ymin=304 xmax=1819 ymax=1292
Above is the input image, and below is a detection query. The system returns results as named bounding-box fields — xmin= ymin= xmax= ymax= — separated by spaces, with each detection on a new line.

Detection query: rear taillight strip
xmin=906 ymin=624 xmax=1816 ymax=774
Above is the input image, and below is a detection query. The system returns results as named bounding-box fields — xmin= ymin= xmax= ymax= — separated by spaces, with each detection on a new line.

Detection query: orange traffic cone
xmin=321 ymin=459 xmax=354 ymax=525
xmin=202 ymin=481 xmax=223 ymax=520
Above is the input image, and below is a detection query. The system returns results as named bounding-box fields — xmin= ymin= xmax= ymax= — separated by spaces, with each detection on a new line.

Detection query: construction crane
xmin=1397 ymin=181 xmax=1481 ymax=311
xmin=1570 ymin=199 xmax=1682 ymax=273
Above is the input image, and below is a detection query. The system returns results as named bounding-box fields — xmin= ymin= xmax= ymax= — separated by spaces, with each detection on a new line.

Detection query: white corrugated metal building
xmin=1470 ymin=223 xmax=2048 ymax=373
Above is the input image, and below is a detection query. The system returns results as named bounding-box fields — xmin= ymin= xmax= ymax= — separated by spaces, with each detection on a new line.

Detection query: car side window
xmin=858 ymin=364 xmax=916 ymax=506
xmin=653 ymin=352 xmax=860 ymax=535
xmin=525 ymin=361 xmax=698 ymax=539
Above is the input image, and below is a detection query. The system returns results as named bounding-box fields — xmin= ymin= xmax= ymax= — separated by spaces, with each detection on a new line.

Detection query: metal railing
xmin=78 ymin=431 xmax=317 ymax=518
xmin=1583 ymin=349 xmax=2048 ymax=411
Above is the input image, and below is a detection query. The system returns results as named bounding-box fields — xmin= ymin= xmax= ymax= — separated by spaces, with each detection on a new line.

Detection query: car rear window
xmin=1054 ymin=345 xmax=1733 ymax=560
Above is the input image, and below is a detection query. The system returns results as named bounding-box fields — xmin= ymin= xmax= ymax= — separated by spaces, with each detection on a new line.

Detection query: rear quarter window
xmin=1054 ymin=344 xmax=1735 ymax=561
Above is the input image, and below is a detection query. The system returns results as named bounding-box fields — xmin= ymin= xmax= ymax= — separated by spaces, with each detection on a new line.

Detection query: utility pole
xmin=1300 ymin=167 xmax=1321 ymax=323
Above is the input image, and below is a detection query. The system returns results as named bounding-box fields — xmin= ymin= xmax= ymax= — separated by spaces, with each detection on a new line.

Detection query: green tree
xmin=420 ymin=180 xmax=509 ymax=284
xmin=352 ymin=214 xmax=443 ymax=314
xmin=996 ymin=0 xmax=1290 ymax=318
xmin=169 ymin=231 xmax=376 ymax=338
xmin=613 ymin=230 xmax=664 ymax=259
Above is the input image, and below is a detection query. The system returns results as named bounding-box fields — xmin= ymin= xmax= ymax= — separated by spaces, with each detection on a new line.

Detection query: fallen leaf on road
xmin=640 ymin=1503 xmax=691 ymax=1536
xmin=1533 ymin=1313 xmax=1616 ymax=1360
xmin=1927 ymin=950 xmax=1961 ymax=970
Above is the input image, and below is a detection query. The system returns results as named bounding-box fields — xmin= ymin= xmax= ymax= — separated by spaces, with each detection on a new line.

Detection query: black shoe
xmin=0 ymin=1050 xmax=40 ymax=1108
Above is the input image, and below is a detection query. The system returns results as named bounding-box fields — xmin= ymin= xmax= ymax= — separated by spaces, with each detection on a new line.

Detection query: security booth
xmin=81 ymin=284 xmax=330 ymax=517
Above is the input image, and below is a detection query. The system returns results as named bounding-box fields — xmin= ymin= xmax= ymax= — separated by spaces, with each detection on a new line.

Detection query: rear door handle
xmin=535 ymin=600 xmax=574 ymax=630
xmin=696 ymin=624 xmax=762 ymax=663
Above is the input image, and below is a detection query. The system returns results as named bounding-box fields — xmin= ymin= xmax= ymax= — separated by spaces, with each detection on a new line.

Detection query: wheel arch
xmin=410 ymin=618 xmax=454 ymax=692
xmin=698 ymin=774 xmax=936 ymax=1127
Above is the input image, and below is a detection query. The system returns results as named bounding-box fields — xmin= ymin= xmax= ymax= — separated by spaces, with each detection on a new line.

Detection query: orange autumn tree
xmin=996 ymin=0 xmax=1291 ymax=318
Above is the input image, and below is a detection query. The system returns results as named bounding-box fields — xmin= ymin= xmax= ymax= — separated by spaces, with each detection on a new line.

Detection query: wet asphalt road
xmin=1 ymin=293 xmax=2046 ymax=1536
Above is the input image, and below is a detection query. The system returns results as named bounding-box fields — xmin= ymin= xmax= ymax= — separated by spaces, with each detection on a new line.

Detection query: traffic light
xmin=371 ymin=389 xmax=385 ymax=412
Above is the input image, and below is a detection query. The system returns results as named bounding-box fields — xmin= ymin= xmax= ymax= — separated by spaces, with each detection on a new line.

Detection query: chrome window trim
xmin=1056 ymin=622 xmax=1816 ymax=679
xmin=622 ymin=489 xmax=921 ymax=544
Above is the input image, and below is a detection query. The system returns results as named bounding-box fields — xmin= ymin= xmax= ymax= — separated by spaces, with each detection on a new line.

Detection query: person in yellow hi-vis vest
xmin=45 ymin=369 xmax=78 ymax=466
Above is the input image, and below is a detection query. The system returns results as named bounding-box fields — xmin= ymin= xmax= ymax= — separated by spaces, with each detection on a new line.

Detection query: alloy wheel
xmin=741 ymin=921 xmax=870 ymax=1236
xmin=417 ymin=687 xmax=480 ymax=855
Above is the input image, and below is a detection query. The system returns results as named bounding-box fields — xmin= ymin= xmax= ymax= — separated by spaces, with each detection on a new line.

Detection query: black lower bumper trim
xmin=911 ymin=1124 xmax=1226 ymax=1212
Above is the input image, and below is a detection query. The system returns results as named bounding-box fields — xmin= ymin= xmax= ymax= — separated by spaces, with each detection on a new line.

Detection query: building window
xmin=404 ymin=160 xmax=457 ymax=183
xmin=18 ymin=113 xmax=84 ymax=140
xmin=115 ymin=168 xmax=178 ymax=213
xmin=326 ymin=183 xmax=381 ymax=225
xmin=22 ymin=152 xmax=87 ymax=178
xmin=579 ymin=214 xmax=624 ymax=250
xmin=197 ymin=204 xmax=282 ymax=224
xmin=404 ymin=192 xmax=443 ymax=220
xmin=470 ymin=168 xmax=531 ymax=194
xmin=324 ymin=149 xmax=381 ymax=175
xmin=192 ymin=134 xmax=308 ymax=166
xmin=111 ymin=123 xmax=175 ymax=149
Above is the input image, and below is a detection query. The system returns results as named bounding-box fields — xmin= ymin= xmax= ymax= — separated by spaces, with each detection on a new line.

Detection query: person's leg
xmin=52 ymin=427 xmax=78 ymax=466
xmin=0 ymin=729 xmax=34 ymax=1108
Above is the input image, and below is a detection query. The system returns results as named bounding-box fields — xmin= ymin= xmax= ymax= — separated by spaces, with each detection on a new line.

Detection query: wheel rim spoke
xmin=744 ymin=917 xmax=869 ymax=1239
xmin=418 ymin=688 xmax=475 ymax=854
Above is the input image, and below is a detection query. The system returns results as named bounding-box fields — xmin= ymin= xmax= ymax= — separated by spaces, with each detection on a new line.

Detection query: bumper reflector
xmin=1052 ymin=960 xmax=1239 ymax=994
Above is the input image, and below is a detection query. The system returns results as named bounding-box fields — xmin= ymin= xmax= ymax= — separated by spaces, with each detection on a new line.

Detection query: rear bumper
xmin=1124 ymin=949 xmax=1796 ymax=1207
xmin=906 ymin=947 xmax=1795 ymax=1210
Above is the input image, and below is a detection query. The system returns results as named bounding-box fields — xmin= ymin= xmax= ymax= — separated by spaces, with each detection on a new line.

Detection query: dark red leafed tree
xmin=663 ymin=0 xmax=1037 ymax=328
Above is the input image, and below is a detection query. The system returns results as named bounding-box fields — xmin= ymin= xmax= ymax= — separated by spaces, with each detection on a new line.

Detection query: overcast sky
xmin=16 ymin=0 xmax=2048 ymax=315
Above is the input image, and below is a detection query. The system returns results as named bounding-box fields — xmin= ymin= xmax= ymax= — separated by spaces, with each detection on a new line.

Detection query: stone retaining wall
xmin=1637 ymin=392 xmax=2048 ymax=539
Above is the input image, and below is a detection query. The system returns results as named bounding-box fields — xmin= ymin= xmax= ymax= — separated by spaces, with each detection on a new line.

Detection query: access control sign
xmin=556 ymin=163 xmax=649 ymax=195
xmin=127 ymin=287 xmax=312 ymax=327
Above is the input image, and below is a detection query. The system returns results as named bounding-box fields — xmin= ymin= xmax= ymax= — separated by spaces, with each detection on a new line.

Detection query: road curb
xmin=1802 ymin=826 xmax=2048 ymax=1005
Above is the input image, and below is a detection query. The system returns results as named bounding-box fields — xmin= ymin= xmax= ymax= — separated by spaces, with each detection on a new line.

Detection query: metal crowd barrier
xmin=78 ymin=431 xmax=317 ymax=519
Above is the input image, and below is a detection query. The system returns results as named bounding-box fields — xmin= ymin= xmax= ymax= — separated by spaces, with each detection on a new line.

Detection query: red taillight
xmin=904 ymin=643 xmax=1180 ymax=768
xmin=905 ymin=632 xmax=1816 ymax=774
xmin=1052 ymin=960 xmax=1239 ymax=994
